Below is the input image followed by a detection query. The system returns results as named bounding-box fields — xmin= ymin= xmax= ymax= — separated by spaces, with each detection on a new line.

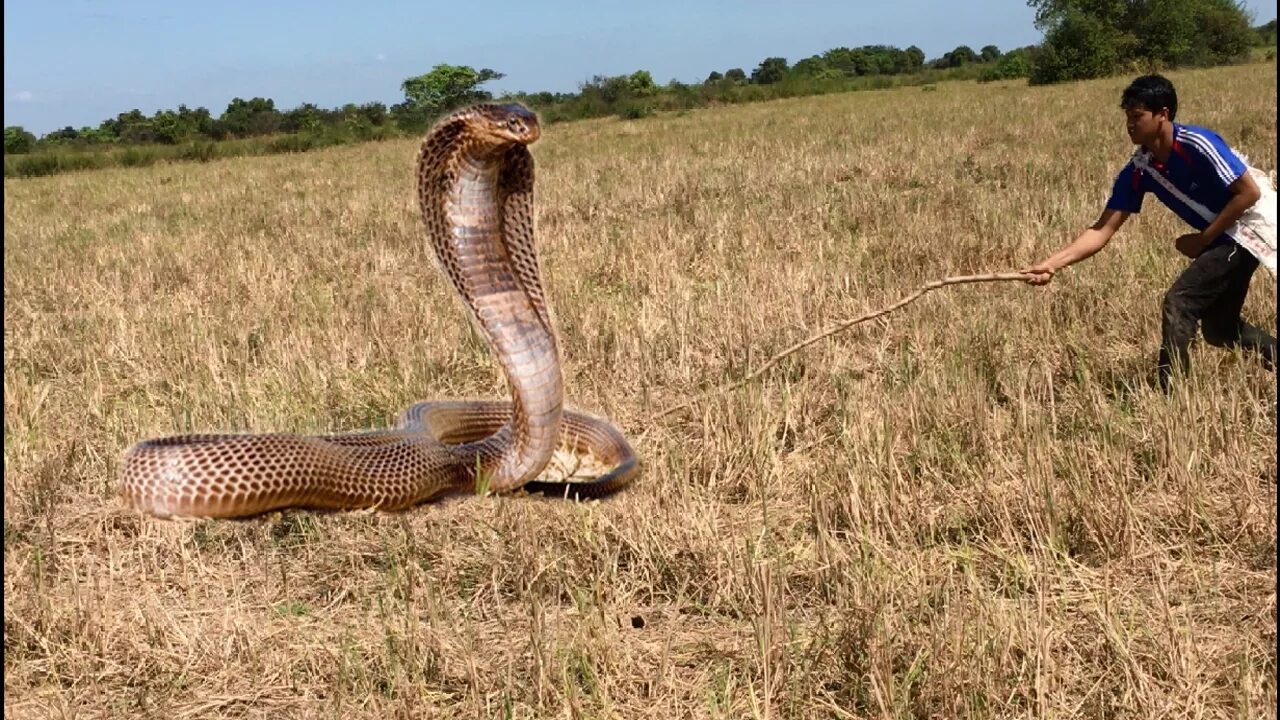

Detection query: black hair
xmin=1120 ymin=74 xmax=1177 ymax=121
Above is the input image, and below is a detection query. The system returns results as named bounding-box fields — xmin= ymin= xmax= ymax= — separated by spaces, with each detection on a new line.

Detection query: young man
xmin=1021 ymin=74 xmax=1276 ymax=391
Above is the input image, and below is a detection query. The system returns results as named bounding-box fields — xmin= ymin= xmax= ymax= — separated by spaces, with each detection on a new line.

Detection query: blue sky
xmin=5 ymin=0 xmax=1277 ymax=135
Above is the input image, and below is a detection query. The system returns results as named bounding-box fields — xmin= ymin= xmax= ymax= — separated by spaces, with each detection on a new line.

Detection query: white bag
xmin=1231 ymin=167 xmax=1277 ymax=277
xmin=1131 ymin=152 xmax=1277 ymax=277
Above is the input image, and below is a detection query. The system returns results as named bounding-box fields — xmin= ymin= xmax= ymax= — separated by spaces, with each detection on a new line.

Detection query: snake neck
xmin=434 ymin=139 xmax=563 ymax=492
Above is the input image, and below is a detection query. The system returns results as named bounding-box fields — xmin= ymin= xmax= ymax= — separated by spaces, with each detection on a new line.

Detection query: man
xmin=1021 ymin=73 xmax=1276 ymax=391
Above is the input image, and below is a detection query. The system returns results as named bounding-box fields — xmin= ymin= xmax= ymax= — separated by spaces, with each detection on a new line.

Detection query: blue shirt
xmin=1105 ymin=123 xmax=1249 ymax=245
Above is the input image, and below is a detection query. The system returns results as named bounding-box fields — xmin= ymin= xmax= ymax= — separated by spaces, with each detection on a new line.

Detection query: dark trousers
xmin=1159 ymin=240 xmax=1277 ymax=391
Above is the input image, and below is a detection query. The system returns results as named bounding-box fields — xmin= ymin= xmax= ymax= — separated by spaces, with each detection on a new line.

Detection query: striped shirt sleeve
xmin=1105 ymin=159 xmax=1144 ymax=213
xmin=1179 ymin=127 xmax=1247 ymax=190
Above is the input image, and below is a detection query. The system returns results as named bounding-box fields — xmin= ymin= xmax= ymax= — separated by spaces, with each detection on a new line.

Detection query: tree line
xmin=3 ymin=44 xmax=1017 ymax=155
xmin=4 ymin=1 xmax=1274 ymax=170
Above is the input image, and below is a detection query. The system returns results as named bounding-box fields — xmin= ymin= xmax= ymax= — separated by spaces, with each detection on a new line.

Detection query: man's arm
xmin=1174 ymin=171 xmax=1262 ymax=258
xmin=1021 ymin=208 xmax=1130 ymax=285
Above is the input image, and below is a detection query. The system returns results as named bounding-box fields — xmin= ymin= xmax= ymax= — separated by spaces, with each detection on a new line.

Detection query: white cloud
xmin=14 ymin=91 xmax=34 ymax=102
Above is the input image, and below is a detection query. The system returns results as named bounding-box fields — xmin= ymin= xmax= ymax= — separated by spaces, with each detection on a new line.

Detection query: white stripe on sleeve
xmin=1181 ymin=130 xmax=1240 ymax=186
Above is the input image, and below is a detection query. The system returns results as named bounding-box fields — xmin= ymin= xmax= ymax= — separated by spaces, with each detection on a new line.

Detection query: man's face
xmin=1124 ymin=104 xmax=1169 ymax=146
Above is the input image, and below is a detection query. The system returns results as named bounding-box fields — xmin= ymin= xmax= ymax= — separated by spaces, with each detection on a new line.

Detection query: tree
xmin=978 ymin=46 xmax=1036 ymax=82
xmin=705 ymin=70 xmax=724 ymax=83
xmin=939 ymin=45 xmax=980 ymax=67
xmin=219 ymin=97 xmax=281 ymax=138
xmin=822 ymin=47 xmax=855 ymax=75
xmin=581 ymin=74 xmax=632 ymax=103
xmin=43 ymin=126 xmax=82 ymax=144
xmin=905 ymin=46 xmax=926 ymax=71
xmin=627 ymin=70 xmax=657 ymax=95
xmin=49 ymin=125 xmax=109 ymax=145
xmin=980 ymin=45 xmax=1002 ymax=62
xmin=282 ymin=103 xmax=324 ymax=134
xmin=1187 ymin=0 xmax=1254 ymax=64
xmin=1028 ymin=0 xmax=1128 ymax=30
xmin=724 ymin=68 xmax=747 ymax=84
xmin=1255 ymin=19 xmax=1277 ymax=45
xmin=4 ymin=126 xmax=36 ymax=154
xmin=357 ymin=102 xmax=388 ymax=126
xmin=400 ymin=64 xmax=505 ymax=115
xmin=1030 ymin=9 xmax=1125 ymax=84
xmin=792 ymin=55 xmax=831 ymax=78
xmin=175 ymin=105 xmax=214 ymax=138
xmin=102 ymin=109 xmax=159 ymax=143
xmin=390 ymin=100 xmax=432 ymax=133
xmin=751 ymin=57 xmax=789 ymax=84
xmin=150 ymin=110 xmax=184 ymax=144
xmin=883 ymin=46 xmax=914 ymax=74
xmin=1026 ymin=0 xmax=1254 ymax=83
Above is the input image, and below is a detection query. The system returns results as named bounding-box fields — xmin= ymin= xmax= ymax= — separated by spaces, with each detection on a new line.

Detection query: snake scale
xmin=119 ymin=103 xmax=639 ymax=518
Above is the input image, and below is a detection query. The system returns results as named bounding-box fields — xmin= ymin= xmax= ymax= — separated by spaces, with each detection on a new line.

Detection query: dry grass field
xmin=5 ymin=61 xmax=1277 ymax=719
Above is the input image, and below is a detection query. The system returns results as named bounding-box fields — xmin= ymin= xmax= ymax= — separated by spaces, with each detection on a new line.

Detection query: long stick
xmin=653 ymin=272 xmax=1031 ymax=420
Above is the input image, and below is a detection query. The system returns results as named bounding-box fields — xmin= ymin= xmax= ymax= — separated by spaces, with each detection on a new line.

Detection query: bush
xmin=5 ymin=126 xmax=37 ymax=154
xmin=267 ymin=134 xmax=319 ymax=154
xmin=1190 ymin=0 xmax=1254 ymax=65
xmin=4 ymin=150 xmax=108 ymax=178
xmin=978 ymin=49 xmax=1033 ymax=82
xmin=1029 ymin=0 xmax=1255 ymax=84
xmin=6 ymin=153 xmax=61 ymax=177
xmin=617 ymin=102 xmax=654 ymax=120
xmin=1030 ymin=10 xmax=1126 ymax=84
xmin=117 ymin=147 xmax=158 ymax=168
xmin=180 ymin=141 xmax=219 ymax=163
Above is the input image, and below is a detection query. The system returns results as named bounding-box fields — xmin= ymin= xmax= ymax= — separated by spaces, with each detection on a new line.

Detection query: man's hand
xmin=1019 ymin=261 xmax=1056 ymax=285
xmin=1020 ymin=209 xmax=1128 ymax=287
xmin=1174 ymin=232 xmax=1211 ymax=258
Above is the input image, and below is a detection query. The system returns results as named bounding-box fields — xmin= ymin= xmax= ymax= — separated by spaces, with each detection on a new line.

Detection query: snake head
xmin=474 ymin=103 xmax=541 ymax=146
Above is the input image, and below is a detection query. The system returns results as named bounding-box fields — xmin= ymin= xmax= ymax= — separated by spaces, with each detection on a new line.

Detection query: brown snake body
xmin=120 ymin=103 xmax=639 ymax=518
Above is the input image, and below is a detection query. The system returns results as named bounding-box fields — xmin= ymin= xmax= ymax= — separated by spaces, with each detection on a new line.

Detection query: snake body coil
xmin=120 ymin=103 xmax=638 ymax=518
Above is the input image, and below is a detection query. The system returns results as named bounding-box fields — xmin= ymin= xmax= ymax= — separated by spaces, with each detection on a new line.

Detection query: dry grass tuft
xmin=5 ymin=62 xmax=1276 ymax=718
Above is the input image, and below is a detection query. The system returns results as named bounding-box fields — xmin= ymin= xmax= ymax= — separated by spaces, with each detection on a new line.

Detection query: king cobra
xmin=120 ymin=103 xmax=638 ymax=519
